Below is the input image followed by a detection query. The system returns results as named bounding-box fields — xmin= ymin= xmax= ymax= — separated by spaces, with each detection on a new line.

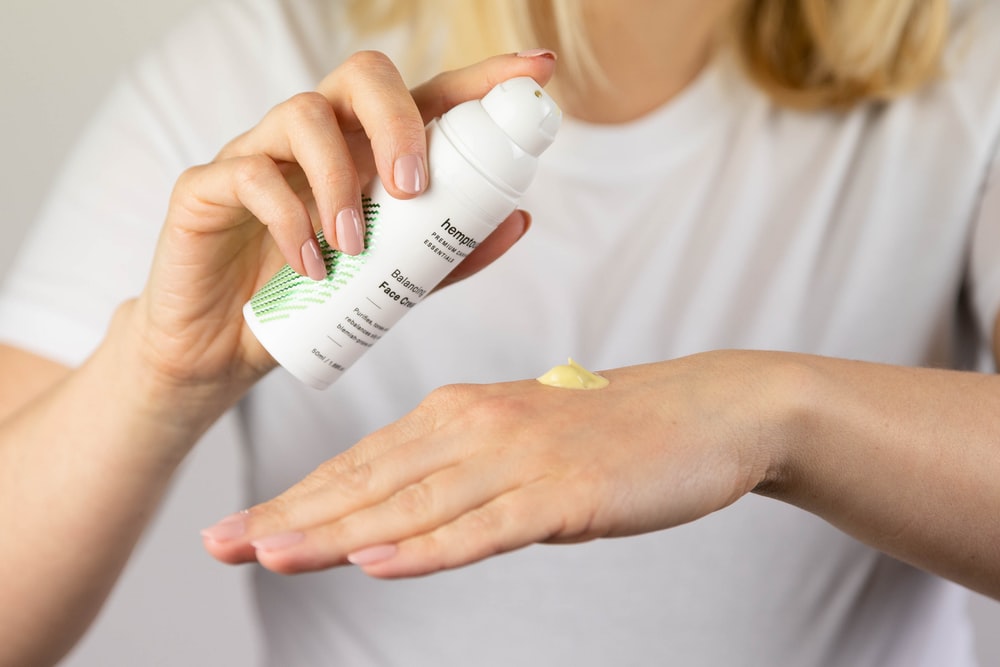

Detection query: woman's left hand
xmin=201 ymin=351 xmax=783 ymax=577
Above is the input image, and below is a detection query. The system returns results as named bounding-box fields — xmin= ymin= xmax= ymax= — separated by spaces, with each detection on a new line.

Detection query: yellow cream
xmin=536 ymin=358 xmax=609 ymax=390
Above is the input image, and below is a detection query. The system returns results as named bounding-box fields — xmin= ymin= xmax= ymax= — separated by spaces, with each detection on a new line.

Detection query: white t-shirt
xmin=2 ymin=0 xmax=999 ymax=664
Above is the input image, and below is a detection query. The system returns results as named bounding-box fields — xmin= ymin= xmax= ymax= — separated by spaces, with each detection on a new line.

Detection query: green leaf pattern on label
xmin=249 ymin=198 xmax=381 ymax=322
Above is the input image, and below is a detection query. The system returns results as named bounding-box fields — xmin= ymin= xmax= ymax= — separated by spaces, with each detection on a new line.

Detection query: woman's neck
xmin=553 ymin=0 xmax=735 ymax=124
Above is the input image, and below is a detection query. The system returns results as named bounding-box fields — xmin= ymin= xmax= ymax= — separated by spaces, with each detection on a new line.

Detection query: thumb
xmin=435 ymin=210 xmax=531 ymax=291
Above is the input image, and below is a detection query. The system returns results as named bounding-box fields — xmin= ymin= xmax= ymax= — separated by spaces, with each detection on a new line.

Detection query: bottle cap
xmin=480 ymin=77 xmax=562 ymax=156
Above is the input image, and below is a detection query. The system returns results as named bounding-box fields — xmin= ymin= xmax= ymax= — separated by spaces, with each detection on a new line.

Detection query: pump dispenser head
xmin=436 ymin=76 xmax=562 ymax=202
xmin=480 ymin=77 xmax=562 ymax=156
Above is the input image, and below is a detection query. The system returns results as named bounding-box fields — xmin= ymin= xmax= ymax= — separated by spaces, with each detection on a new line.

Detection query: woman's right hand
xmin=124 ymin=50 xmax=557 ymax=412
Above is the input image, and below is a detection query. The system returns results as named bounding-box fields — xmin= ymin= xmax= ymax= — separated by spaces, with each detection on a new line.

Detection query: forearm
xmin=761 ymin=353 xmax=1000 ymax=599
xmin=0 ymin=303 xmax=234 ymax=667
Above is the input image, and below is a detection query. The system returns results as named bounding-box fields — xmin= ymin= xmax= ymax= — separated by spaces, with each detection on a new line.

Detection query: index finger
xmin=317 ymin=50 xmax=558 ymax=199
xmin=317 ymin=51 xmax=428 ymax=198
xmin=408 ymin=50 xmax=558 ymax=124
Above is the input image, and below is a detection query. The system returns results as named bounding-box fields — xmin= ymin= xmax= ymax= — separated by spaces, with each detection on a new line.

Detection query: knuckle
xmin=343 ymin=50 xmax=397 ymax=78
xmin=316 ymin=459 xmax=374 ymax=498
xmin=316 ymin=162 xmax=359 ymax=196
xmin=421 ymin=383 xmax=507 ymax=431
xmin=408 ymin=531 xmax=446 ymax=570
xmin=250 ymin=495 xmax=292 ymax=528
xmin=367 ymin=110 xmax=426 ymax=154
xmin=420 ymin=383 xmax=477 ymax=413
xmin=282 ymin=91 xmax=335 ymax=123
xmin=169 ymin=164 xmax=207 ymax=203
xmin=232 ymin=153 xmax=275 ymax=188
xmin=314 ymin=449 xmax=359 ymax=478
xmin=390 ymin=482 xmax=435 ymax=517
xmin=412 ymin=529 xmax=475 ymax=574
xmin=419 ymin=385 xmax=530 ymax=437
xmin=464 ymin=395 xmax=526 ymax=430
xmin=173 ymin=163 xmax=203 ymax=188
xmin=461 ymin=504 xmax=506 ymax=538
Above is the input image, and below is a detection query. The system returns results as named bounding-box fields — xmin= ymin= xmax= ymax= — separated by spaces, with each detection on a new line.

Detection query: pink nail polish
xmin=336 ymin=208 xmax=365 ymax=256
xmin=251 ymin=531 xmax=306 ymax=552
xmin=393 ymin=154 xmax=426 ymax=195
xmin=200 ymin=512 xmax=248 ymax=542
xmin=516 ymin=48 xmax=557 ymax=60
xmin=300 ymin=237 xmax=328 ymax=281
xmin=347 ymin=544 xmax=398 ymax=566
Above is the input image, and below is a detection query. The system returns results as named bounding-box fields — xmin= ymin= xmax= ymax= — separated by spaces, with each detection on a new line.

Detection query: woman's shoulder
xmin=127 ymin=0 xmax=435 ymax=135
xmin=111 ymin=0 xmax=430 ymax=164
xmin=136 ymin=0 xmax=354 ymax=97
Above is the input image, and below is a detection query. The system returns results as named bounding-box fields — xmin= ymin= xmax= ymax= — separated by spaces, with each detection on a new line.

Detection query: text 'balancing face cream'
xmin=243 ymin=77 xmax=562 ymax=389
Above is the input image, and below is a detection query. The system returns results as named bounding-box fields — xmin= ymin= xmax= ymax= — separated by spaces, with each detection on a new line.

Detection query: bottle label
xmin=242 ymin=184 xmax=503 ymax=389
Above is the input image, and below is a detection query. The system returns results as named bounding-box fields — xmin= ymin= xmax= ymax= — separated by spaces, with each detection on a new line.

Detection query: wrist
xmin=87 ymin=300 xmax=250 ymax=455
xmin=740 ymin=351 xmax=817 ymax=499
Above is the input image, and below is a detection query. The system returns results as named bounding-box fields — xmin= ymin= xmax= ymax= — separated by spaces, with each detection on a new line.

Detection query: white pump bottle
xmin=242 ymin=76 xmax=562 ymax=389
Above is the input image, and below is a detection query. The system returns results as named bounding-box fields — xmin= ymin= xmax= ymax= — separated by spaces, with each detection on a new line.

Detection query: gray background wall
xmin=1 ymin=1 xmax=997 ymax=665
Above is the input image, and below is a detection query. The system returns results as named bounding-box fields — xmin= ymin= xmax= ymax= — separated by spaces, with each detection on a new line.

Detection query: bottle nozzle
xmin=480 ymin=77 xmax=562 ymax=156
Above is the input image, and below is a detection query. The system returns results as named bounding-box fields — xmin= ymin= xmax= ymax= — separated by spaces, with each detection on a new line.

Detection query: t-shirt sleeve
xmin=969 ymin=145 xmax=1000 ymax=369
xmin=955 ymin=1 xmax=1000 ymax=372
xmin=0 ymin=69 xmax=189 ymax=366
xmin=0 ymin=0 xmax=330 ymax=367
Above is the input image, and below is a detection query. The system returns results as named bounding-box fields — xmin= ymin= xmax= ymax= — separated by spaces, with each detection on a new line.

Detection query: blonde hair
xmin=348 ymin=0 xmax=951 ymax=110
xmin=734 ymin=0 xmax=951 ymax=108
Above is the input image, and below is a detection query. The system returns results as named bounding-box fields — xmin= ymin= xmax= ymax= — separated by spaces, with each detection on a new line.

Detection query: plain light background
xmin=1 ymin=1 xmax=998 ymax=665
xmin=1 ymin=2 xmax=260 ymax=665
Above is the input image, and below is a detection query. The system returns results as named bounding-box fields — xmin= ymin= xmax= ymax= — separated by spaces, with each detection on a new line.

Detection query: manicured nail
xmin=393 ymin=154 xmax=426 ymax=195
xmin=300 ymin=237 xmax=327 ymax=281
xmin=200 ymin=512 xmax=248 ymax=542
xmin=347 ymin=544 xmax=398 ymax=566
xmin=336 ymin=207 xmax=365 ymax=255
xmin=516 ymin=48 xmax=557 ymax=60
xmin=251 ymin=531 xmax=306 ymax=553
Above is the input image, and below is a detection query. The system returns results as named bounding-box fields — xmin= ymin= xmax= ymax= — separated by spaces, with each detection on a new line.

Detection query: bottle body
xmin=242 ymin=77 xmax=561 ymax=389
xmin=244 ymin=123 xmax=510 ymax=388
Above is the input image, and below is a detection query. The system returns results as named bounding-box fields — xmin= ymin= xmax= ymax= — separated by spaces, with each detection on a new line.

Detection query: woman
xmin=1 ymin=0 xmax=998 ymax=665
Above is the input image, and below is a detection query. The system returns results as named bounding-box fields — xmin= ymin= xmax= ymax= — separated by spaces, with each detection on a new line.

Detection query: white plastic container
xmin=243 ymin=76 xmax=562 ymax=389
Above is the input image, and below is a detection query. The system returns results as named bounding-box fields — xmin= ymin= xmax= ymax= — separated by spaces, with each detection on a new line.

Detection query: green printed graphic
xmin=249 ymin=198 xmax=381 ymax=322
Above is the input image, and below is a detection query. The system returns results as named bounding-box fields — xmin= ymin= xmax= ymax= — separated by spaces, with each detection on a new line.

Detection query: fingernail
xmin=516 ymin=48 xmax=557 ymax=60
xmin=251 ymin=531 xmax=306 ymax=553
xmin=516 ymin=210 xmax=532 ymax=238
xmin=336 ymin=207 xmax=365 ymax=256
xmin=347 ymin=544 xmax=398 ymax=566
xmin=300 ymin=237 xmax=327 ymax=281
xmin=200 ymin=512 xmax=248 ymax=542
xmin=393 ymin=154 xmax=426 ymax=195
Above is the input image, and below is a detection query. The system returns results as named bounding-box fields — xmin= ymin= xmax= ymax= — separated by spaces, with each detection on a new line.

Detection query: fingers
xmin=186 ymin=50 xmax=555 ymax=278
xmin=201 ymin=442 xmax=585 ymax=577
xmin=216 ymin=91 xmax=365 ymax=261
xmin=436 ymin=210 xmax=531 ymax=291
xmin=316 ymin=49 xmax=557 ymax=201
xmin=253 ymin=447 xmax=525 ymax=574
xmin=355 ymin=481 xmax=576 ymax=579
xmin=170 ymin=157 xmax=320 ymax=279
xmin=316 ymin=51 xmax=428 ymax=200
xmin=199 ymin=388 xmax=459 ymax=564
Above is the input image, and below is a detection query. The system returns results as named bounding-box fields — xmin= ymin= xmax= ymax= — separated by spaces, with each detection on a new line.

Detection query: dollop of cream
xmin=536 ymin=358 xmax=609 ymax=390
